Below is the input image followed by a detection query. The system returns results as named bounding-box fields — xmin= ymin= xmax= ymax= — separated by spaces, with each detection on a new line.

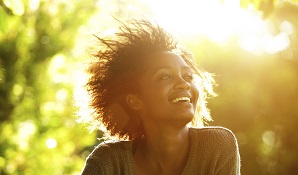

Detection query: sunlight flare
xmin=144 ymin=0 xmax=292 ymax=54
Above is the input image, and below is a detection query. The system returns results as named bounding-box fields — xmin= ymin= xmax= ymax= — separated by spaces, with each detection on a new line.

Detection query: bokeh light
xmin=16 ymin=120 xmax=36 ymax=150
xmin=46 ymin=138 xmax=57 ymax=149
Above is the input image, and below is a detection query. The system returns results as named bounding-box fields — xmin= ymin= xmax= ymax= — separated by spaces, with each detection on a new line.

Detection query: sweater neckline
xmin=181 ymin=128 xmax=196 ymax=174
xmin=125 ymin=128 xmax=196 ymax=175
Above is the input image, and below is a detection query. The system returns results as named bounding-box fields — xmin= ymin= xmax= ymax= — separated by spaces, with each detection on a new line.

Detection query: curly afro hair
xmin=81 ymin=19 xmax=216 ymax=140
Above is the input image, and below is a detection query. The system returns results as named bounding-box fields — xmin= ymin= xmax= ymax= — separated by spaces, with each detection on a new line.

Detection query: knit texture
xmin=81 ymin=127 xmax=241 ymax=175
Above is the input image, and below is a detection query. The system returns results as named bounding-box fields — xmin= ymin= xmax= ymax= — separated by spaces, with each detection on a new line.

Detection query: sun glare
xmin=143 ymin=0 xmax=292 ymax=54
xmin=72 ymin=66 xmax=96 ymax=125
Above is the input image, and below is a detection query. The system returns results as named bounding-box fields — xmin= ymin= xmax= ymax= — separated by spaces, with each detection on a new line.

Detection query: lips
xmin=171 ymin=97 xmax=191 ymax=103
xmin=169 ymin=93 xmax=193 ymax=104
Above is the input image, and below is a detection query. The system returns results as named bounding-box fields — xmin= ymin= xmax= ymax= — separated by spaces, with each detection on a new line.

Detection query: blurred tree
xmin=0 ymin=0 xmax=99 ymax=174
xmin=195 ymin=1 xmax=298 ymax=175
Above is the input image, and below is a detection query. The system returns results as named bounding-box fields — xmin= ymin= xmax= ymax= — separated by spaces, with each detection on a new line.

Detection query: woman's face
xmin=136 ymin=51 xmax=199 ymax=126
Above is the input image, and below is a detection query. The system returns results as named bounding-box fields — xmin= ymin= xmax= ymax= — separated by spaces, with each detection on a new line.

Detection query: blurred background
xmin=1 ymin=0 xmax=298 ymax=174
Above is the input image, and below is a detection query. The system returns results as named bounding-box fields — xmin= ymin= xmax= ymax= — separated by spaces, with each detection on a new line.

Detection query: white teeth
xmin=172 ymin=97 xmax=191 ymax=103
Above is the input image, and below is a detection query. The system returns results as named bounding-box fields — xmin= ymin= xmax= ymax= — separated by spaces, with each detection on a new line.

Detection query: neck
xmin=134 ymin=125 xmax=191 ymax=174
xmin=145 ymin=126 xmax=189 ymax=158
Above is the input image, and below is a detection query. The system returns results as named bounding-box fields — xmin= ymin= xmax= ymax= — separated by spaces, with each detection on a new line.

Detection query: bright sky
xmin=75 ymin=0 xmax=295 ymax=55
xmin=142 ymin=0 xmax=293 ymax=55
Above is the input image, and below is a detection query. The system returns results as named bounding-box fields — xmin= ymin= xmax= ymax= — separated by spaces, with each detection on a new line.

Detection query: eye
xmin=160 ymin=74 xmax=172 ymax=80
xmin=184 ymin=72 xmax=194 ymax=81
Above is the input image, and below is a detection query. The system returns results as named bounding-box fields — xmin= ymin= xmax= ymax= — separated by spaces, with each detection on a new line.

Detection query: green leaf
xmin=0 ymin=7 xmax=8 ymax=34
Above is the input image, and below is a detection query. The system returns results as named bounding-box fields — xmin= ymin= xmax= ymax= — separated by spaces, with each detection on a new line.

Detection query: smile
xmin=171 ymin=97 xmax=191 ymax=103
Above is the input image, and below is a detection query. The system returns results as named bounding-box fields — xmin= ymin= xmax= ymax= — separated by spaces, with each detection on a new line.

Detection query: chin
xmin=176 ymin=114 xmax=194 ymax=126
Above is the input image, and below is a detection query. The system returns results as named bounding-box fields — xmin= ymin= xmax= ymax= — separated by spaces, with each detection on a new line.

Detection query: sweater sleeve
xmin=80 ymin=141 xmax=134 ymax=175
xmin=214 ymin=128 xmax=241 ymax=175
xmin=81 ymin=156 xmax=105 ymax=175
xmin=80 ymin=142 xmax=112 ymax=175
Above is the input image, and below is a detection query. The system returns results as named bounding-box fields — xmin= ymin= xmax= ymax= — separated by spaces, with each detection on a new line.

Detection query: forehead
xmin=142 ymin=51 xmax=190 ymax=71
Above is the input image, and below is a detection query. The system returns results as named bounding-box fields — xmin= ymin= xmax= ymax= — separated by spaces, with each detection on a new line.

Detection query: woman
xmin=80 ymin=19 xmax=241 ymax=175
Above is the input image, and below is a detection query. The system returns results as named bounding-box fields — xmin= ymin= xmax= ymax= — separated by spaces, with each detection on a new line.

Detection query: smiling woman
xmin=136 ymin=52 xmax=200 ymax=128
xmin=79 ymin=19 xmax=241 ymax=175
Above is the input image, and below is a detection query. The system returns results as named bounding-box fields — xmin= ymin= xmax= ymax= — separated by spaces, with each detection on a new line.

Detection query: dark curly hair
xmin=80 ymin=19 xmax=216 ymax=140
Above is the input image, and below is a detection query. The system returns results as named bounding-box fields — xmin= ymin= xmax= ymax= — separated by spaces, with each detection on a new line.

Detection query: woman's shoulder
xmin=190 ymin=126 xmax=238 ymax=146
xmin=88 ymin=140 xmax=132 ymax=159
xmin=81 ymin=140 xmax=134 ymax=174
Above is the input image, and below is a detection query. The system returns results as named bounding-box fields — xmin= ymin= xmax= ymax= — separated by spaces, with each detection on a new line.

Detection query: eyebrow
xmin=152 ymin=66 xmax=192 ymax=73
xmin=150 ymin=66 xmax=193 ymax=77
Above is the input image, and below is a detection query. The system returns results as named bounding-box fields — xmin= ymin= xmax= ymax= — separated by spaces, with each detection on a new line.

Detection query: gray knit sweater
xmin=81 ymin=127 xmax=241 ymax=175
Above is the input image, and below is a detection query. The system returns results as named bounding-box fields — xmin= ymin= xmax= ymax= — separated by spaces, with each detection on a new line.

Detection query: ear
xmin=126 ymin=94 xmax=143 ymax=110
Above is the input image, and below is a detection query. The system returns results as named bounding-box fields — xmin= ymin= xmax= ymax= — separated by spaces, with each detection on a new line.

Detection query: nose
xmin=174 ymin=77 xmax=190 ymax=90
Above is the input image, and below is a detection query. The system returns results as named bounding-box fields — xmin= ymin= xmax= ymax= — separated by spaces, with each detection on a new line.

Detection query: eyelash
xmin=159 ymin=73 xmax=194 ymax=81
xmin=184 ymin=73 xmax=194 ymax=81
xmin=160 ymin=74 xmax=172 ymax=80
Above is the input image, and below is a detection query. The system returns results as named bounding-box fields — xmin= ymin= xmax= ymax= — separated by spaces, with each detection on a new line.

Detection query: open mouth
xmin=171 ymin=97 xmax=192 ymax=103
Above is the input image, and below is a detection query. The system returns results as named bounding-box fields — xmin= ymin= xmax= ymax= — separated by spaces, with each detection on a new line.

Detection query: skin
xmin=129 ymin=51 xmax=200 ymax=175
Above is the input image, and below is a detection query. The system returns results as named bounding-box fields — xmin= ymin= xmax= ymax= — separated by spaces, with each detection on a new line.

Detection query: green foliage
xmin=186 ymin=2 xmax=298 ymax=174
xmin=0 ymin=0 xmax=99 ymax=174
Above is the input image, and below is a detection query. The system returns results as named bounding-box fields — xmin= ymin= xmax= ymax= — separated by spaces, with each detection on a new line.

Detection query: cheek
xmin=191 ymin=84 xmax=200 ymax=105
xmin=141 ymin=85 xmax=170 ymax=107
